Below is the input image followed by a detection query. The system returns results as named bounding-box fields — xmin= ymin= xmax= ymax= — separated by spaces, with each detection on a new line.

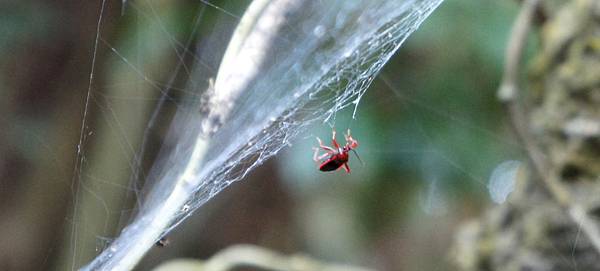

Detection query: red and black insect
xmin=313 ymin=129 xmax=361 ymax=173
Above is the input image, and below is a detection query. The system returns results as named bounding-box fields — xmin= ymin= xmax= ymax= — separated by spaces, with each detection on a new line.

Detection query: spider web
xmin=72 ymin=0 xmax=444 ymax=270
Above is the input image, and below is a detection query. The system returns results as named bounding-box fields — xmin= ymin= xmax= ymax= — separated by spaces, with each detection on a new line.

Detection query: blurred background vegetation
xmin=0 ymin=0 xmax=525 ymax=270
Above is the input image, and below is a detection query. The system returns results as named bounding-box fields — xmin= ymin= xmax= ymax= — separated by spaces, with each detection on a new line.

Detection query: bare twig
xmin=498 ymin=0 xmax=600 ymax=255
xmin=82 ymin=1 xmax=304 ymax=270
xmin=154 ymin=245 xmax=377 ymax=271
xmin=498 ymin=0 xmax=551 ymax=186
xmin=200 ymin=245 xmax=375 ymax=271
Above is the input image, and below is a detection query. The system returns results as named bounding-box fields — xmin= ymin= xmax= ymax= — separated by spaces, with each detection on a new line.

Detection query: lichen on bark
xmin=452 ymin=0 xmax=600 ymax=270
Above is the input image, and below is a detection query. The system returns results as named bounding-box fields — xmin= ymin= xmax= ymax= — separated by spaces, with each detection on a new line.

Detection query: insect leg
xmin=331 ymin=130 xmax=340 ymax=148
xmin=343 ymin=163 xmax=351 ymax=173
xmin=317 ymin=152 xmax=331 ymax=161
xmin=313 ymin=147 xmax=320 ymax=162
xmin=317 ymin=137 xmax=336 ymax=152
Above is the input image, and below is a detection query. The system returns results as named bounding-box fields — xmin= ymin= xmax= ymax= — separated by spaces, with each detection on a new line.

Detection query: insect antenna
xmin=351 ymin=149 xmax=364 ymax=166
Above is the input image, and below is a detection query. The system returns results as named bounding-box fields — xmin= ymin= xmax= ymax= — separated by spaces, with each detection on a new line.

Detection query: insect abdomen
xmin=319 ymin=159 xmax=343 ymax=171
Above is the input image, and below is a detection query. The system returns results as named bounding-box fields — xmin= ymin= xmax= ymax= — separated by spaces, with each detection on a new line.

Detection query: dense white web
xmin=74 ymin=0 xmax=444 ymax=270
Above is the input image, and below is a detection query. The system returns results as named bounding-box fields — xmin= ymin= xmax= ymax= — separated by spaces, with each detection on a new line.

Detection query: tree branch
xmin=498 ymin=0 xmax=600 ymax=256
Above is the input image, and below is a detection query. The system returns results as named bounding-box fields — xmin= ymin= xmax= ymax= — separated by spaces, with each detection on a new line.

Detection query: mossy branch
xmin=498 ymin=0 xmax=600 ymax=256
